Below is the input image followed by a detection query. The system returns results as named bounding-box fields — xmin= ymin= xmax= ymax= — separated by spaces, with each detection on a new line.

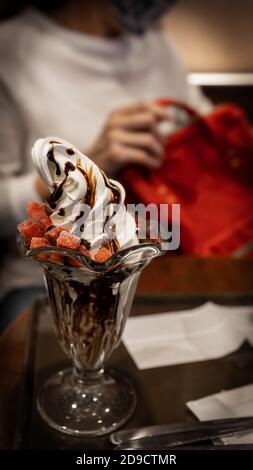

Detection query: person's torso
xmin=0 ymin=8 xmax=190 ymax=160
xmin=0 ymin=8 xmax=191 ymax=297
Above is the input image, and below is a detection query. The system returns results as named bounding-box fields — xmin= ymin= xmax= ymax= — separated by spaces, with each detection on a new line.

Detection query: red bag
xmin=120 ymin=99 xmax=253 ymax=257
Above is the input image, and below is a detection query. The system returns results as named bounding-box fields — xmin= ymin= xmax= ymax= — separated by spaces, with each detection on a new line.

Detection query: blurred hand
xmin=86 ymin=101 xmax=170 ymax=174
xmin=35 ymin=175 xmax=49 ymax=200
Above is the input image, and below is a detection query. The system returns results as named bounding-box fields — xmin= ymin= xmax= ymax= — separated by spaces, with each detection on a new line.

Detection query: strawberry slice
xmin=30 ymin=237 xmax=49 ymax=249
xmin=46 ymin=226 xmax=65 ymax=245
xmin=94 ymin=247 xmax=111 ymax=263
xmin=56 ymin=230 xmax=81 ymax=250
xmin=18 ymin=219 xmax=44 ymax=242
xmin=26 ymin=201 xmax=49 ymax=219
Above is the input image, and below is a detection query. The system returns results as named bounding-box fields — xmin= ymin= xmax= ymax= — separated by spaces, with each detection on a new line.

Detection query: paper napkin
xmin=123 ymin=302 xmax=253 ymax=370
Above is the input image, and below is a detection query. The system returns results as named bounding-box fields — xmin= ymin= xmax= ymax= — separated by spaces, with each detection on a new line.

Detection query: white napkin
xmin=187 ymin=384 xmax=253 ymax=444
xmin=123 ymin=302 xmax=253 ymax=370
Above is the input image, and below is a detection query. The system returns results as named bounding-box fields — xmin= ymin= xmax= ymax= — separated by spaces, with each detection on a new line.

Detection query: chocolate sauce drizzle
xmin=81 ymin=239 xmax=91 ymax=250
xmin=47 ymin=158 xmax=75 ymax=209
xmin=101 ymin=172 xmax=121 ymax=253
xmin=76 ymin=164 xmax=97 ymax=208
xmin=47 ymin=148 xmax=61 ymax=176
xmin=101 ymin=171 xmax=121 ymax=204
xmin=47 ymin=148 xmax=121 ymax=254
xmin=74 ymin=210 xmax=85 ymax=222
xmin=105 ymin=223 xmax=120 ymax=254
xmin=66 ymin=148 xmax=75 ymax=156
xmin=65 ymin=161 xmax=75 ymax=173
xmin=58 ymin=208 xmax=65 ymax=216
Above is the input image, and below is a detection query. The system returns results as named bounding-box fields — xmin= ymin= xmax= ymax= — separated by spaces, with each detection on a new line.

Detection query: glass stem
xmin=73 ymin=364 xmax=105 ymax=386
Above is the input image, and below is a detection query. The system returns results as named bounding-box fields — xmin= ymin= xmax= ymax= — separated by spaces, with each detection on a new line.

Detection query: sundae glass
xmin=18 ymin=138 xmax=162 ymax=436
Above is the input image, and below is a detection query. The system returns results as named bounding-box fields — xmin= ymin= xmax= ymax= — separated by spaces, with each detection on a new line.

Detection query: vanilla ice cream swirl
xmin=32 ymin=137 xmax=138 ymax=253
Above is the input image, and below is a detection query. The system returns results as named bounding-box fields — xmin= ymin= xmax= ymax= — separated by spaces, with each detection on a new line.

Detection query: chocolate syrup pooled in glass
xmin=44 ymin=255 xmax=140 ymax=371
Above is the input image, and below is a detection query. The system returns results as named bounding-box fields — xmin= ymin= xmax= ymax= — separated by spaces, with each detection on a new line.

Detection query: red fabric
xmin=120 ymin=99 xmax=253 ymax=256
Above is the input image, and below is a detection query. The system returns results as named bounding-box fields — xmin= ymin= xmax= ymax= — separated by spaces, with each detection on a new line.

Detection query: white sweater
xmin=0 ymin=8 xmax=211 ymax=297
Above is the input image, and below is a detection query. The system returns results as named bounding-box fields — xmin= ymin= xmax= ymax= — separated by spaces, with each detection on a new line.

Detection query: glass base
xmin=37 ymin=368 xmax=136 ymax=436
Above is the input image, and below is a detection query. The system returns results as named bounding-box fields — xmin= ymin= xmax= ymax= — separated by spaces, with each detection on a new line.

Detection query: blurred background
xmin=165 ymin=0 xmax=253 ymax=119
xmin=2 ymin=0 xmax=253 ymax=70
xmin=166 ymin=0 xmax=253 ymax=72
xmin=1 ymin=0 xmax=253 ymax=114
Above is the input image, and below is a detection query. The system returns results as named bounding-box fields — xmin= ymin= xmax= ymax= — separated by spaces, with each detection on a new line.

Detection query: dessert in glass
xmin=18 ymin=137 xmax=162 ymax=436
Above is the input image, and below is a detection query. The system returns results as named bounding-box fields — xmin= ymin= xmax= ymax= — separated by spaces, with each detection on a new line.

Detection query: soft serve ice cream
xmin=18 ymin=137 xmax=138 ymax=261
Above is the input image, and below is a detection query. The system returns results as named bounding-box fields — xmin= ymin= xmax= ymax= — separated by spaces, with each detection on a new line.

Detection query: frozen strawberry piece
xmin=78 ymin=245 xmax=90 ymax=257
xmin=18 ymin=219 xmax=44 ymax=242
xmin=26 ymin=202 xmax=52 ymax=231
xmin=40 ymin=215 xmax=52 ymax=231
xmin=30 ymin=237 xmax=48 ymax=249
xmin=94 ymin=247 xmax=111 ymax=263
xmin=56 ymin=230 xmax=81 ymax=250
xmin=46 ymin=226 xmax=65 ymax=245
xmin=26 ymin=202 xmax=49 ymax=219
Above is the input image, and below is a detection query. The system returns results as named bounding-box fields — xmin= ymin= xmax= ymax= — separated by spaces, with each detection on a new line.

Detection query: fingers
xmin=119 ymin=145 xmax=161 ymax=169
xmin=110 ymin=129 xmax=163 ymax=158
xmin=109 ymin=112 xmax=157 ymax=131
xmin=107 ymin=142 xmax=161 ymax=170
xmin=89 ymin=138 xmax=163 ymax=174
xmin=90 ymin=101 xmax=170 ymax=174
xmin=147 ymin=102 xmax=171 ymax=121
xmin=118 ymin=101 xmax=170 ymax=118
xmin=108 ymin=102 xmax=170 ymax=131
xmin=115 ymin=101 xmax=152 ymax=115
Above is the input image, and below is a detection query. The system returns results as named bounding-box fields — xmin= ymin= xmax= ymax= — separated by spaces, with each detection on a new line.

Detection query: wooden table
xmin=1 ymin=255 xmax=253 ymax=449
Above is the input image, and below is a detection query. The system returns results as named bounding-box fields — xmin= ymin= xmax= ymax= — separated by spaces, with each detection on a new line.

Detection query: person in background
xmin=0 ymin=0 xmax=212 ymax=331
